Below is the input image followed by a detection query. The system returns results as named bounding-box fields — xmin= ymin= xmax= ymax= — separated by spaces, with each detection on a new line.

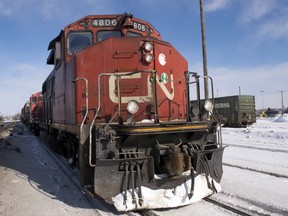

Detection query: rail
xmin=204 ymin=197 xmax=252 ymax=216
xmin=185 ymin=71 xmax=216 ymax=122
xmin=88 ymin=69 xmax=158 ymax=166
xmin=73 ymin=77 xmax=89 ymax=137
xmin=185 ymin=71 xmax=222 ymax=146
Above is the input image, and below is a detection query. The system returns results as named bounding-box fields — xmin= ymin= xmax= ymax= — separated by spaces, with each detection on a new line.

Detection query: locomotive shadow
xmin=0 ymin=122 xmax=123 ymax=215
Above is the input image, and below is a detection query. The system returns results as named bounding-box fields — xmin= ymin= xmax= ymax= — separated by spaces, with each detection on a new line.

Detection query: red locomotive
xmin=21 ymin=92 xmax=42 ymax=135
xmin=38 ymin=13 xmax=224 ymax=211
xmin=21 ymin=101 xmax=30 ymax=125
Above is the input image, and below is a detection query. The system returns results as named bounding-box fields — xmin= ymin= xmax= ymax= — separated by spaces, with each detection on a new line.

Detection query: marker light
xmin=143 ymin=42 xmax=153 ymax=52
xmin=144 ymin=53 xmax=153 ymax=63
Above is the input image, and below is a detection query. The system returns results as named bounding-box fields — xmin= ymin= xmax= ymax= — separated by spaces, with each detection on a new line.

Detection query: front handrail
xmin=185 ymin=71 xmax=201 ymax=122
xmin=185 ymin=71 xmax=222 ymax=146
xmin=88 ymin=70 xmax=157 ymax=166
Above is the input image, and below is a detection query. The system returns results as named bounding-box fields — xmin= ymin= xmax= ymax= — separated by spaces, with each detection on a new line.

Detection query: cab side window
xmin=67 ymin=31 xmax=93 ymax=55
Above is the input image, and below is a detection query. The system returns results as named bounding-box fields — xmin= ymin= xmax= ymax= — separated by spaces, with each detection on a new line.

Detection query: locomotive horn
xmin=118 ymin=12 xmax=134 ymax=29
xmin=123 ymin=17 xmax=133 ymax=29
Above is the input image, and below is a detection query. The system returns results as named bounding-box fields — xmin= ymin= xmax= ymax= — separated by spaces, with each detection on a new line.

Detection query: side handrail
xmin=73 ymin=77 xmax=89 ymax=137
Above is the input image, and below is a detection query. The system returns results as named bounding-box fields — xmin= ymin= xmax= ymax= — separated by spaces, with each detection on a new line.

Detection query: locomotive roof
xmin=48 ymin=13 xmax=161 ymax=51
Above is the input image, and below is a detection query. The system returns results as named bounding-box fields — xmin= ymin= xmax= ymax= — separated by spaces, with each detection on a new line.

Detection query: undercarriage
xmin=77 ymin=121 xmax=225 ymax=210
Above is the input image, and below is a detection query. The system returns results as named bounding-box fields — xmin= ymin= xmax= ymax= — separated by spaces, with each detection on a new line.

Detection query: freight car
xmin=0 ymin=113 xmax=3 ymax=127
xmin=21 ymin=101 xmax=30 ymax=125
xmin=39 ymin=13 xmax=225 ymax=211
xmin=191 ymin=95 xmax=256 ymax=127
xmin=29 ymin=92 xmax=43 ymax=135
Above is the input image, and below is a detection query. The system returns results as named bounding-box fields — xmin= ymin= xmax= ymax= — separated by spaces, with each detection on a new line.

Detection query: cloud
xmin=0 ymin=1 xmax=12 ymax=16
xmin=40 ymin=0 xmax=67 ymax=20
xmin=187 ymin=60 xmax=288 ymax=109
xmin=257 ymin=17 xmax=288 ymax=40
xmin=240 ymin=0 xmax=277 ymax=23
xmin=0 ymin=0 xmax=116 ymax=21
xmin=205 ymin=0 xmax=230 ymax=12
xmin=0 ymin=63 xmax=50 ymax=115
xmin=0 ymin=1 xmax=38 ymax=17
xmin=208 ymin=62 xmax=288 ymax=109
xmin=0 ymin=0 xmax=74 ymax=21
xmin=237 ymin=0 xmax=288 ymax=40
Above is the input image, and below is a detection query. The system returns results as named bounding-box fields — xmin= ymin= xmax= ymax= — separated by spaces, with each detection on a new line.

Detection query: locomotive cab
xmin=42 ymin=13 xmax=225 ymax=211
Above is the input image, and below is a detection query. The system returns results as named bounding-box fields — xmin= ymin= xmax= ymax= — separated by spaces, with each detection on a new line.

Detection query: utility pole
xmin=199 ymin=0 xmax=209 ymax=100
xmin=280 ymin=91 xmax=284 ymax=115
xmin=261 ymin=90 xmax=264 ymax=109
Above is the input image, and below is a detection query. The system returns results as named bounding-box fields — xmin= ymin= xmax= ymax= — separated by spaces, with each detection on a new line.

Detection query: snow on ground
xmin=158 ymin=115 xmax=288 ymax=215
xmin=1 ymin=116 xmax=288 ymax=215
xmin=218 ymin=115 xmax=288 ymax=215
xmin=220 ymin=166 xmax=288 ymax=214
xmin=222 ymin=115 xmax=288 ymax=152
xmin=0 ymin=123 xmax=115 ymax=216
xmin=133 ymin=115 xmax=288 ymax=215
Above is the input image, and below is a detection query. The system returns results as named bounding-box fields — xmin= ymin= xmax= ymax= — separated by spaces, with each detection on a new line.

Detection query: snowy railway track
xmin=226 ymin=143 xmax=288 ymax=154
xmin=40 ymin=136 xmax=288 ymax=215
xmin=38 ymin=138 xmax=179 ymax=216
xmin=206 ymin=192 xmax=288 ymax=216
xmin=220 ymin=122 xmax=288 ymax=216
xmin=223 ymin=163 xmax=288 ymax=179
xmin=204 ymin=197 xmax=252 ymax=216
xmin=4 ymin=119 xmax=287 ymax=215
xmin=40 ymin=135 xmax=246 ymax=216
xmin=40 ymin=131 xmax=182 ymax=216
xmin=37 ymin=135 xmax=131 ymax=216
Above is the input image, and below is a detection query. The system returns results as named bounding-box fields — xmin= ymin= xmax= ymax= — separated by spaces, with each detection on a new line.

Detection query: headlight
xmin=127 ymin=100 xmax=139 ymax=114
xmin=143 ymin=42 xmax=153 ymax=52
xmin=204 ymin=100 xmax=214 ymax=112
xmin=144 ymin=53 xmax=153 ymax=63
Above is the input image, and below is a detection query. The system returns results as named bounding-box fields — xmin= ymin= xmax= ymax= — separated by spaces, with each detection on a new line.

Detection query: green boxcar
xmin=191 ymin=95 xmax=256 ymax=127
xmin=213 ymin=95 xmax=256 ymax=127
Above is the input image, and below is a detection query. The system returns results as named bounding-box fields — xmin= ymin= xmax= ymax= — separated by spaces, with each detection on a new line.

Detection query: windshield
xmin=126 ymin=31 xmax=142 ymax=37
xmin=96 ymin=30 xmax=121 ymax=42
xmin=68 ymin=31 xmax=93 ymax=55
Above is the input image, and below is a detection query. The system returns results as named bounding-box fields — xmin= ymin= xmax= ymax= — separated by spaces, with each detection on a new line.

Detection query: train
xmin=191 ymin=95 xmax=256 ymax=127
xmin=22 ymin=13 xmax=225 ymax=211
xmin=21 ymin=91 xmax=43 ymax=134
xmin=0 ymin=113 xmax=3 ymax=127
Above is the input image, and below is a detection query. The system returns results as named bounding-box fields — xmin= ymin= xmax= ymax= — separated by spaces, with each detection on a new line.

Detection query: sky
xmin=0 ymin=0 xmax=287 ymax=115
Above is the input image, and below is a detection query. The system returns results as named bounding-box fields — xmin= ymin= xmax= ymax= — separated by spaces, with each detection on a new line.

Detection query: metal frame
xmin=88 ymin=69 xmax=158 ymax=166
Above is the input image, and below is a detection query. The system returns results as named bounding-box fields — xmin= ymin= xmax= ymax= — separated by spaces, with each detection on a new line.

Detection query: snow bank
xmin=273 ymin=114 xmax=288 ymax=122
